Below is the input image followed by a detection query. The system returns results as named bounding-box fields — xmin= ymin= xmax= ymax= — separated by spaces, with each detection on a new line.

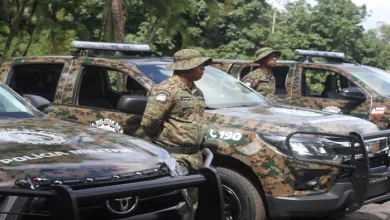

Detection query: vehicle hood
xmin=205 ymin=104 xmax=379 ymax=136
xmin=0 ymin=118 xmax=174 ymax=188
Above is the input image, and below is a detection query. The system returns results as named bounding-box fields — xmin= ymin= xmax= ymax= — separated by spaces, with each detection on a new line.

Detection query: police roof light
xmin=70 ymin=41 xmax=151 ymax=52
xmin=294 ymin=49 xmax=345 ymax=59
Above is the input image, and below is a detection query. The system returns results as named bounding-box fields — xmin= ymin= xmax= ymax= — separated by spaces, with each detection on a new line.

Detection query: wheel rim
xmin=223 ymin=185 xmax=241 ymax=220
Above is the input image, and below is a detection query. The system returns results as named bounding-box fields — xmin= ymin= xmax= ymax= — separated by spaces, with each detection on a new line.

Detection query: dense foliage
xmin=1 ymin=0 xmax=390 ymax=70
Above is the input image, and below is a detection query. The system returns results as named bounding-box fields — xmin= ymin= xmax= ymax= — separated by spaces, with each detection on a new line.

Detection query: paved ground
xmin=287 ymin=201 xmax=390 ymax=220
xmin=339 ymin=201 xmax=390 ymax=220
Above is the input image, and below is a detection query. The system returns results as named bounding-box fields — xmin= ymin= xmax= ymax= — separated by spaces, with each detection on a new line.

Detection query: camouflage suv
xmin=212 ymin=49 xmax=390 ymax=130
xmin=0 ymin=81 xmax=224 ymax=220
xmin=2 ymin=41 xmax=390 ymax=219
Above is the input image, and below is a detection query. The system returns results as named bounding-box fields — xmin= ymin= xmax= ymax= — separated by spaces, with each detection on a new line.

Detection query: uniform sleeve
xmin=242 ymin=72 xmax=260 ymax=89
xmin=243 ymin=71 xmax=276 ymax=100
xmin=140 ymin=89 xmax=175 ymax=138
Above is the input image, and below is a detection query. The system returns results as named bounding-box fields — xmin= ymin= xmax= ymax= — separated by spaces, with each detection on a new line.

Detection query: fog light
xmin=293 ymin=169 xmax=328 ymax=190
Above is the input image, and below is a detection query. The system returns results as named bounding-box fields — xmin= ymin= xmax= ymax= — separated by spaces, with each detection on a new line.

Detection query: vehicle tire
xmin=217 ymin=167 xmax=266 ymax=220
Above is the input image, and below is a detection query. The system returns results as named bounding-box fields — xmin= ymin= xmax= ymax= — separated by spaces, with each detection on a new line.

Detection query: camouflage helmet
xmin=253 ymin=47 xmax=281 ymax=64
xmin=166 ymin=49 xmax=212 ymax=70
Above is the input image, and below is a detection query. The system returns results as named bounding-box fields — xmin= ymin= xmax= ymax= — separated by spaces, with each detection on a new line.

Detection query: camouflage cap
xmin=253 ymin=47 xmax=281 ymax=63
xmin=166 ymin=49 xmax=213 ymax=70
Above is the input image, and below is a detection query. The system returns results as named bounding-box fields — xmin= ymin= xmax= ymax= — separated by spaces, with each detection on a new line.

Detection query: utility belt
xmin=165 ymin=145 xmax=200 ymax=154
xmin=154 ymin=141 xmax=200 ymax=154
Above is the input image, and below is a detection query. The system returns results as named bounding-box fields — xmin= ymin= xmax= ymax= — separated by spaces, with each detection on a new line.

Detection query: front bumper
xmin=266 ymin=168 xmax=390 ymax=218
xmin=103 ymin=201 xmax=191 ymax=220
xmin=266 ymin=182 xmax=356 ymax=218
xmin=0 ymin=167 xmax=224 ymax=220
xmin=365 ymin=167 xmax=390 ymax=204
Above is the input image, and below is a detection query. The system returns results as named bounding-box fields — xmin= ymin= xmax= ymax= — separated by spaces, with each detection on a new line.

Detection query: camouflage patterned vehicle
xmin=0 ymin=81 xmax=224 ymax=219
xmin=212 ymin=49 xmax=390 ymax=130
xmin=2 ymin=41 xmax=390 ymax=219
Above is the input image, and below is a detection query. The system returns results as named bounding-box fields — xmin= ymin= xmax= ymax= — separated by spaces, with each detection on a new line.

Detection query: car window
xmin=77 ymin=65 xmax=147 ymax=110
xmin=137 ymin=64 xmax=270 ymax=109
xmin=8 ymin=64 xmax=63 ymax=102
xmin=107 ymin=70 xmax=147 ymax=96
xmin=341 ymin=65 xmax=390 ymax=97
xmin=0 ymin=83 xmax=37 ymax=118
xmin=301 ymin=68 xmax=355 ymax=99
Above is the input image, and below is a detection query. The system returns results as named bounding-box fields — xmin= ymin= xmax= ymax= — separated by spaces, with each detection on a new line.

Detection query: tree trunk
xmin=272 ymin=9 xmax=277 ymax=34
xmin=145 ymin=19 xmax=160 ymax=44
xmin=111 ymin=0 xmax=124 ymax=43
xmin=11 ymin=0 xmax=38 ymax=57
xmin=111 ymin=0 xmax=126 ymax=91
xmin=3 ymin=0 xmax=27 ymax=57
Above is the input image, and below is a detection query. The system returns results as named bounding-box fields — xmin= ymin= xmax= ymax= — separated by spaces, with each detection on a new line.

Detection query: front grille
xmin=337 ymin=154 xmax=389 ymax=180
xmin=39 ymin=189 xmax=183 ymax=219
xmin=369 ymin=154 xmax=389 ymax=168
xmin=24 ymin=180 xmax=184 ymax=219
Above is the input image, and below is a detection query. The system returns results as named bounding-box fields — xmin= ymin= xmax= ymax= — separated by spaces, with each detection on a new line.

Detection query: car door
xmin=45 ymin=57 xmax=154 ymax=136
xmin=284 ymin=64 xmax=371 ymax=120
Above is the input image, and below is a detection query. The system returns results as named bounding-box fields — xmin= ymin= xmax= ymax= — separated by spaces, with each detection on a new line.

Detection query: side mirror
xmin=23 ymin=94 xmax=50 ymax=111
xmin=340 ymin=87 xmax=366 ymax=101
xmin=117 ymin=95 xmax=147 ymax=115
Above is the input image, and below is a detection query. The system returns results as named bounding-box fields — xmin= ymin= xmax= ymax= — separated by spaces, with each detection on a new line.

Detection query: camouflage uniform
xmin=140 ymin=49 xmax=212 ymax=173
xmin=242 ymin=47 xmax=281 ymax=100
xmin=242 ymin=68 xmax=277 ymax=100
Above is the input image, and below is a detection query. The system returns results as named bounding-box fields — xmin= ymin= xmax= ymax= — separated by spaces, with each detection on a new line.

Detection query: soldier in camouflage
xmin=242 ymin=47 xmax=281 ymax=100
xmin=140 ymin=49 xmax=212 ymax=174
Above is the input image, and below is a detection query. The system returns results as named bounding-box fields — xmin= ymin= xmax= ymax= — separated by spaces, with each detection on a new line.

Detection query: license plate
xmin=370 ymin=176 xmax=388 ymax=183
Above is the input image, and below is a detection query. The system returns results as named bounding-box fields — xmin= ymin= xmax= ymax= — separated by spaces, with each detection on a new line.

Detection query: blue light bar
xmin=295 ymin=49 xmax=345 ymax=59
xmin=70 ymin=41 xmax=151 ymax=52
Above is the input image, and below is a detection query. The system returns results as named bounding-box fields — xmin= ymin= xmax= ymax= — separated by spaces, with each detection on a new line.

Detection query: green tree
xmin=267 ymin=0 xmax=368 ymax=61
xmin=357 ymin=23 xmax=390 ymax=70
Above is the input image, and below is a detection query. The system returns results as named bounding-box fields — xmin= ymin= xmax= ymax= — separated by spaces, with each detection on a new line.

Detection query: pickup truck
xmin=2 ymin=41 xmax=390 ymax=220
xmin=211 ymin=49 xmax=390 ymax=130
xmin=0 ymin=80 xmax=224 ymax=220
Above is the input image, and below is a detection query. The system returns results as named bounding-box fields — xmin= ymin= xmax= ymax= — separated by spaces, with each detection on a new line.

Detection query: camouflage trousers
xmin=171 ymin=150 xmax=203 ymax=211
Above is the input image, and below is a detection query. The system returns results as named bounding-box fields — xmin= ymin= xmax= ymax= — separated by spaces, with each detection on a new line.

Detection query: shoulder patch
xmin=156 ymin=90 xmax=171 ymax=96
xmin=156 ymin=94 xmax=167 ymax=102
xmin=243 ymin=79 xmax=253 ymax=87
xmin=155 ymin=90 xmax=170 ymax=102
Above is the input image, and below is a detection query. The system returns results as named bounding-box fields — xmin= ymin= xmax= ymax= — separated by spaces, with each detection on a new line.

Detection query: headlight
xmin=259 ymin=133 xmax=350 ymax=164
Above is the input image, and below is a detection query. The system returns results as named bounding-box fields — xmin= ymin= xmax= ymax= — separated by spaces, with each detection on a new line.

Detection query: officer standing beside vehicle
xmin=140 ymin=49 xmax=212 ymax=174
xmin=242 ymin=47 xmax=281 ymax=100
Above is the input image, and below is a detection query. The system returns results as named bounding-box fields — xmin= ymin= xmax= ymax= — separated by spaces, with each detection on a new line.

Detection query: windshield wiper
xmin=205 ymin=106 xmax=218 ymax=110
xmin=225 ymin=104 xmax=258 ymax=108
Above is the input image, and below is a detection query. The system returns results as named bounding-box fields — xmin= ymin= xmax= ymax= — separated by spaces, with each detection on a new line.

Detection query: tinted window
xmin=9 ymin=64 xmax=63 ymax=102
xmin=302 ymin=68 xmax=355 ymax=99
xmin=137 ymin=64 xmax=270 ymax=109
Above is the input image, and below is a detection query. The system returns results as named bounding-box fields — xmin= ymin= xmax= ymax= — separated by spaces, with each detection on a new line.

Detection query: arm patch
xmin=155 ymin=90 xmax=171 ymax=102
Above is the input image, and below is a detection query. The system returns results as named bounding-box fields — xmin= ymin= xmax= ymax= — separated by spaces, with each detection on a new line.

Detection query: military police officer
xmin=242 ymin=47 xmax=281 ymax=100
xmin=140 ymin=49 xmax=212 ymax=174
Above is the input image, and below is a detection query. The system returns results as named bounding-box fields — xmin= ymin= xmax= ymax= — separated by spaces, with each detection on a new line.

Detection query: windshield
xmin=341 ymin=65 xmax=390 ymax=97
xmin=137 ymin=64 xmax=270 ymax=109
xmin=0 ymin=84 xmax=37 ymax=118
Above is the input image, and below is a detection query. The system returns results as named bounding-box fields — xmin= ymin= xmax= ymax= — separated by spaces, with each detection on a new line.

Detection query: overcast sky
xmin=267 ymin=0 xmax=390 ymax=30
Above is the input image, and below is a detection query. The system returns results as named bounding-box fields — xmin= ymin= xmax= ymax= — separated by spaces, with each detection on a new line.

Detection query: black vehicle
xmin=0 ymin=81 xmax=224 ymax=220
